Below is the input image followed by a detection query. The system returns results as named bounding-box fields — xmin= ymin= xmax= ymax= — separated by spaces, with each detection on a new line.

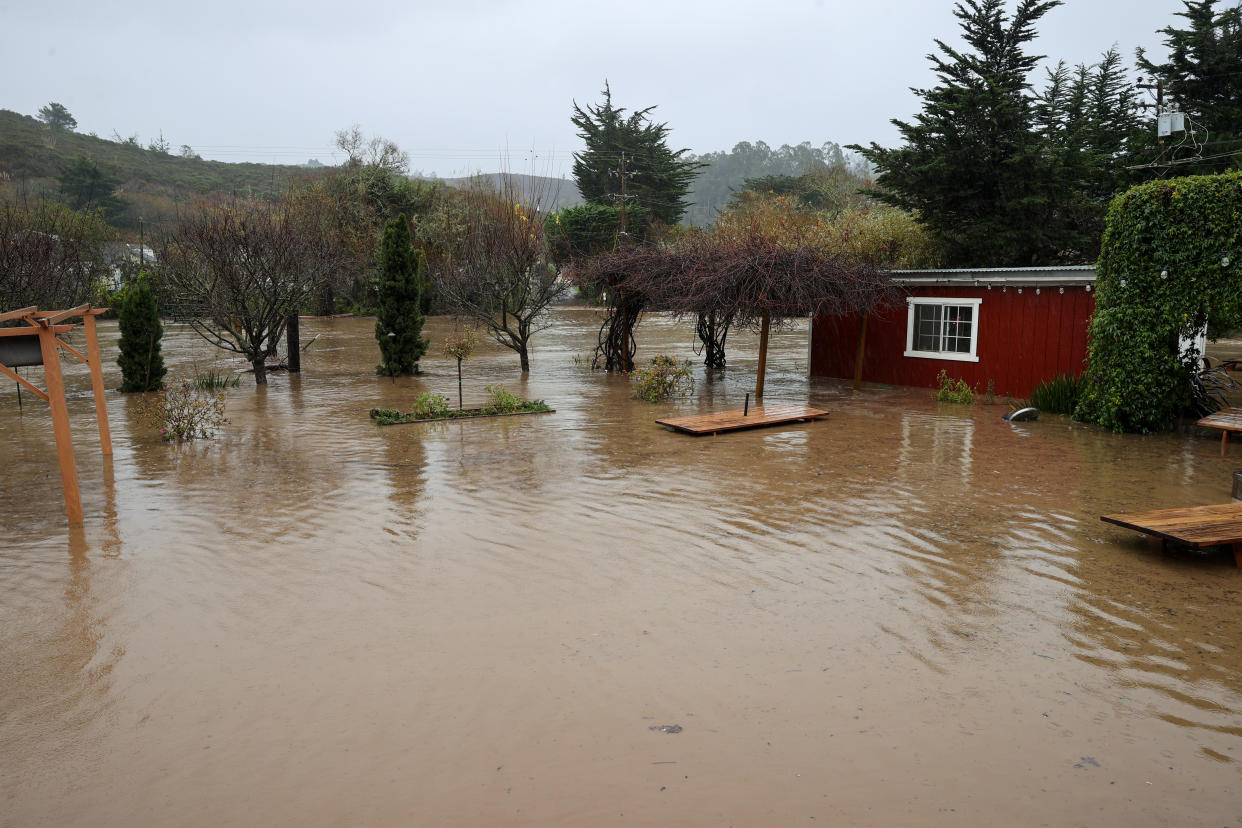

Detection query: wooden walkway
xmin=1195 ymin=408 xmax=1242 ymax=455
xmin=1101 ymin=502 xmax=1242 ymax=567
xmin=656 ymin=404 xmax=828 ymax=436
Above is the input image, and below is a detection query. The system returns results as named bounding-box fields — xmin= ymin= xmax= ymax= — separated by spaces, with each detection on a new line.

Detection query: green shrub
xmin=633 ymin=355 xmax=694 ymax=402
xmin=480 ymin=384 xmax=524 ymax=414
xmin=936 ymin=369 xmax=974 ymax=405
xmin=411 ymin=392 xmax=452 ymax=420
xmin=1029 ymin=373 xmax=1082 ymax=414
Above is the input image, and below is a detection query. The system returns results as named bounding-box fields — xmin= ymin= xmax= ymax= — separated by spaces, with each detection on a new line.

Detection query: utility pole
xmin=1137 ymin=78 xmax=1166 ymax=144
xmin=610 ymin=152 xmax=636 ymax=245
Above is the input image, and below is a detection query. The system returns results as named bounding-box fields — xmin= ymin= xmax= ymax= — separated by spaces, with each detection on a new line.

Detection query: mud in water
xmin=1 ymin=309 xmax=1240 ymax=827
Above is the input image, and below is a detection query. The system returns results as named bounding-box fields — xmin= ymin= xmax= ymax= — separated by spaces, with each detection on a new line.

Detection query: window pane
xmin=914 ymin=304 xmax=942 ymax=351
xmin=943 ymin=306 xmax=973 ymax=353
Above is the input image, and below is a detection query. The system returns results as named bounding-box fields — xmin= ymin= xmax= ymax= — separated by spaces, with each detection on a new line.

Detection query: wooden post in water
xmin=286 ymin=315 xmax=301 ymax=373
xmin=37 ymin=323 xmax=83 ymax=524
xmin=853 ymin=312 xmax=868 ymax=391
xmin=755 ymin=310 xmax=771 ymax=399
xmin=81 ymin=310 xmax=112 ymax=455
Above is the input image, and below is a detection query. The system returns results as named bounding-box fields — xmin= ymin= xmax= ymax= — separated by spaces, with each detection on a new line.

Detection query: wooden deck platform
xmin=656 ymin=404 xmax=828 ymax=436
xmin=1195 ymin=409 xmax=1242 ymax=455
xmin=1101 ymin=502 xmax=1242 ymax=567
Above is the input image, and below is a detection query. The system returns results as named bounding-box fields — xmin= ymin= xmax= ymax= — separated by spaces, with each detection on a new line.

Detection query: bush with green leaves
xmin=632 ymin=355 xmax=694 ymax=403
xmin=478 ymin=385 xmax=522 ymax=414
xmin=411 ymin=391 xmax=452 ymax=420
xmin=936 ymin=369 xmax=974 ymax=405
xmin=1076 ymin=172 xmax=1242 ymax=432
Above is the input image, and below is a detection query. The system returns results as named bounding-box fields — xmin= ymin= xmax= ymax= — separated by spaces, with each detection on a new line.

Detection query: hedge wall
xmin=1076 ymin=171 xmax=1242 ymax=433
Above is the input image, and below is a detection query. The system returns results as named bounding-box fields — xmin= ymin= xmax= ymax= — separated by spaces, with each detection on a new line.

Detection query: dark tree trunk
xmin=695 ymin=309 xmax=733 ymax=368
xmin=596 ymin=293 xmax=643 ymax=372
xmin=519 ymin=344 xmax=530 ymax=373
xmin=252 ymin=357 xmax=268 ymax=385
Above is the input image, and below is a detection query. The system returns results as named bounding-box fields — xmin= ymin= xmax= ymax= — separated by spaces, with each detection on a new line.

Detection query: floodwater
xmin=1 ymin=307 xmax=1240 ymax=827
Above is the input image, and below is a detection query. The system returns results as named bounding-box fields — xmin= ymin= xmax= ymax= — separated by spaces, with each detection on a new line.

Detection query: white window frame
xmin=904 ymin=297 xmax=982 ymax=362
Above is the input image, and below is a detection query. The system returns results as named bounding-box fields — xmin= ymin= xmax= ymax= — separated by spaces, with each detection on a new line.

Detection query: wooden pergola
xmin=0 ymin=305 xmax=112 ymax=524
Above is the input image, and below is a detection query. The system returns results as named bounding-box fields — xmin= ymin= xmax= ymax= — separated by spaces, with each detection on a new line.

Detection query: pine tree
xmin=375 ymin=214 xmax=428 ymax=376
xmin=851 ymin=0 xmax=1064 ymax=266
xmin=571 ymin=83 xmax=705 ymax=228
xmin=117 ymin=272 xmax=166 ymax=392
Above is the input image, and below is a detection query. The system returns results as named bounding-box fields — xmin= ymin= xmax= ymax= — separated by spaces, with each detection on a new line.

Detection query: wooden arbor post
xmin=755 ymin=310 xmax=771 ymax=399
xmin=0 ymin=305 xmax=113 ymax=525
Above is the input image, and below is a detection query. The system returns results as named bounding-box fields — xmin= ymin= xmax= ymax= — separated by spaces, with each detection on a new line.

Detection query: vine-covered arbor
xmin=1077 ymin=171 xmax=1242 ymax=433
xmin=569 ymin=229 xmax=897 ymax=393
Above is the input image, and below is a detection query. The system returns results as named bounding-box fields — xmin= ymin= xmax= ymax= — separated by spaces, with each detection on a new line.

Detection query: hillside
xmin=0 ymin=109 xmax=323 ymax=230
xmin=437 ymin=172 xmax=584 ymax=212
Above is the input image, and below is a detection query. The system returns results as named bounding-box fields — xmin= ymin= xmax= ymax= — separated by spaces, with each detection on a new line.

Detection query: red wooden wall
xmin=810 ymin=285 xmax=1095 ymax=398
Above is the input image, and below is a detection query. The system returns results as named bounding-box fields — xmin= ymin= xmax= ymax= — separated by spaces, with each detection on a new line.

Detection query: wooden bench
xmin=1195 ymin=408 xmax=1242 ymax=456
xmin=1101 ymin=503 xmax=1242 ymax=567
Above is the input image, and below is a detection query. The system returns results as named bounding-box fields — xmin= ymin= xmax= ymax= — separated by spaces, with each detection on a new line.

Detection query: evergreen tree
xmin=37 ymin=102 xmax=76 ymax=131
xmin=117 ymin=272 xmax=166 ymax=392
xmin=58 ymin=154 xmax=125 ymax=217
xmin=1137 ymin=0 xmax=1242 ymax=172
xmin=375 ymin=214 xmax=428 ymax=376
xmin=571 ymin=83 xmax=705 ymax=227
xmin=1138 ymin=0 xmax=1242 ymax=133
xmin=1035 ymin=48 xmax=1148 ymax=260
xmin=851 ymin=0 xmax=1064 ymax=266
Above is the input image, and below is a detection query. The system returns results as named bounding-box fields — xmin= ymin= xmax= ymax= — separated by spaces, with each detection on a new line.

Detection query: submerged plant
xmin=193 ymin=367 xmax=240 ymax=390
xmin=935 ymin=369 xmax=974 ymax=405
xmin=1029 ymin=373 xmax=1083 ymax=414
xmin=136 ymin=378 xmax=227 ymax=441
xmin=632 ymin=354 xmax=694 ymax=403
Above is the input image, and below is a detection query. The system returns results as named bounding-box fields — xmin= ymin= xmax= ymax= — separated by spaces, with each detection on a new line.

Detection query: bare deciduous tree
xmin=159 ymin=197 xmax=347 ymax=385
xmin=0 ymin=201 xmax=113 ymax=311
xmin=434 ymin=175 xmax=565 ymax=373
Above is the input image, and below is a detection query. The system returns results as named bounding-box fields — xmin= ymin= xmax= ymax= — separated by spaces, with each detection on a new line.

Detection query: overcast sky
xmin=3 ymin=0 xmax=1186 ymax=177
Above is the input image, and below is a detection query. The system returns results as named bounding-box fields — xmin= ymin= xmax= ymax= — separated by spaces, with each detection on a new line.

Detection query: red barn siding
xmin=811 ymin=285 xmax=1095 ymax=398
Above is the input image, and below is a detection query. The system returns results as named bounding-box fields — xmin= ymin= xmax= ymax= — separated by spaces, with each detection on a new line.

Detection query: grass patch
xmin=193 ymin=368 xmax=240 ymax=390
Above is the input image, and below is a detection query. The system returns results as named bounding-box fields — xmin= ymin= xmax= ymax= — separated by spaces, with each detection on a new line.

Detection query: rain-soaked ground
xmin=1 ymin=307 xmax=1240 ymax=827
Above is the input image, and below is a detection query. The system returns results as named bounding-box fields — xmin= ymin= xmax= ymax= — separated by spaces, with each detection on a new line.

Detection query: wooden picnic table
xmin=1195 ymin=408 xmax=1242 ymax=455
xmin=1101 ymin=502 xmax=1242 ymax=567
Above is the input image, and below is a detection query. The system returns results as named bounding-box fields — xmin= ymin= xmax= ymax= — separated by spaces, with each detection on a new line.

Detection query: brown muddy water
xmin=1 ymin=308 xmax=1240 ymax=827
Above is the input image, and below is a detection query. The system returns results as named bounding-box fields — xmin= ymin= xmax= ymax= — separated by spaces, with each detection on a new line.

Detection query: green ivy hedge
xmin=1076 ymin=171 xmax=1242 ymax=433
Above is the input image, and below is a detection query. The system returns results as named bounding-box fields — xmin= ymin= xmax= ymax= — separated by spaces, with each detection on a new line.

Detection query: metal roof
xmin=890 ymin=264 xmax=1096 ymax=286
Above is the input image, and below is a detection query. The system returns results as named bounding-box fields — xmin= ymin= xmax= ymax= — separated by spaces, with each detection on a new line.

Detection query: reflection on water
xmin=1 ymin=309 xmax=1240 ymax=826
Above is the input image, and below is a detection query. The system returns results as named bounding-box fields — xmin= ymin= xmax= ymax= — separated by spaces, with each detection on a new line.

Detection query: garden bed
xmin=370 ymin=403 xmax=553 ymax=426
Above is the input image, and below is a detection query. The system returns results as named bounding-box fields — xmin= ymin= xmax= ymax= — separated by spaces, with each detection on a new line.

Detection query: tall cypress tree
xmin=375 ymin=213 xmax=428 ymax=376
xmin=851 ymin=0 xmax=1063 ymax=266
xmin=571 ymin=83 xmax=705 ymax=228
xmin=117 ymin=272 xmax=166 ymax=392
xmin=1137 ymin=0 xmax=1242 ymax=173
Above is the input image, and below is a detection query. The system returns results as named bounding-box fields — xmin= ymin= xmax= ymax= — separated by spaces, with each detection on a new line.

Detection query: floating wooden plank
xmin=1101 ymin=502 xmax=1242 ymax=567
xmin=1195 ymin=408 xmax=1242 ymax=455
xmin=657 ymin=404 xmax=828 ymax=435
